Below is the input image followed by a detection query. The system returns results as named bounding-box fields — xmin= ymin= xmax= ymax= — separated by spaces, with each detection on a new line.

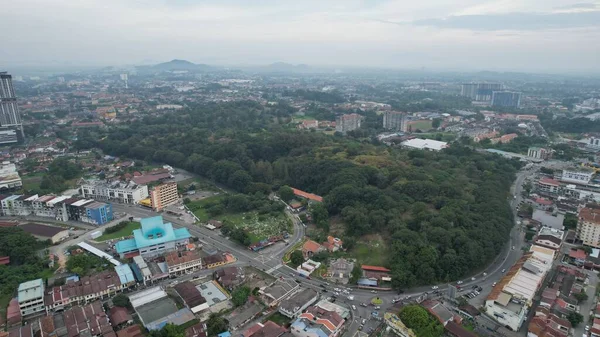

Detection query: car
xmin=457 ymin=281 xmax=463 ymax=285
xmin=502 ymin=269 xmax=506 ymax=273
xmin=334 ymin=288 xmax=341 ymax=292
xmin=492 ymin=282 xmax=497 ymax=287
xmin=361 ymin=319 xmax=367 ymax=325
xmin=352 ymin=305 xmax=357 ymax=310
xmin=371 ymin=290 xmax=377 ymax=293
xmin=512 ymin=246 xmax=515 ymax=250
xmin=586 ymin=326 xmax=590 ymax=331
xmin=471 ymin=277 xmax=476 ymax=281
xmin=431 ymin=286 xmax=439 ymax=290
xmin=474 ymin=291 xmax=479 ymax=296
xmin=360 ymin=303 xmax=368 ymax=307
xmin=320 ymin=284 xmax=326 ymax=288
xmin=477 ymin=287 xmax=483 ymax=292
xmin=472 ymin=285 xmax=478 ymax=289
xmin=334 ymin=292 xmax=340 ymax=296
xmin=374 ymin=306 xmax=381 ymax=310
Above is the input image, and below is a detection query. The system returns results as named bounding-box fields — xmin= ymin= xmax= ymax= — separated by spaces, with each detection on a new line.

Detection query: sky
xmin=2 ymin=0 xmax=600 ymax=73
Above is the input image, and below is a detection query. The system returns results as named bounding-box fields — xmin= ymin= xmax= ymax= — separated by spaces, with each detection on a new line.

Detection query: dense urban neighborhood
xmin=1 ymin=62 xmax=600 ymax=337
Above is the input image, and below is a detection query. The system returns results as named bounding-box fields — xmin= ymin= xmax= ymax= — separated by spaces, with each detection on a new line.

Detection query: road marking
xmin=266 ymin=264 xmax=282 ymax=274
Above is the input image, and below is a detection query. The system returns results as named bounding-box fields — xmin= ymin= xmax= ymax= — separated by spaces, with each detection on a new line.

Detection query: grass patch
xmin=96 ymin=222 xmax=140 ymax=241
xmin=265 ymin=312 xmax=292 ymax=326
xmin=21 ymin=175 xmax=43 ymax=192
xmin=188 ymin=195 xmax=226 ymax=222
xmin=408 ymin=120 xmax=433 ymax=132
xmin=351 ymin=239 xmax=388 ymax=266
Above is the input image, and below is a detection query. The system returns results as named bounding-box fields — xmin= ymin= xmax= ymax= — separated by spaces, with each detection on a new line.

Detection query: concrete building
xmin=150 ymin=181 xmax=179 ymax=211
xmin=577 ymin=207 xmax=600 ymax=248
xmin=80 ymin=180 xmax=149 ymax=204
xmin=537 ymin=178 xmax=560 ymax=194
xmin=532 ymin=210 xmax=565 ymax=230
xmin=527 ymin=147 xmax=550 ymax=160
xmin=115 ymin=216 xmax=192 ymax=258
xmin=335 ymin=114 xmax=362 ymax=134
xmin=460 ymin=83 xmax=503 ymax=101
xmin=0 ymin=72 xmax=24 ymax=143
xmin=400 ymin=138 xmax=448 ymax=151
xmin=485 ymin=247 xmax=554 ymax=331
xmin=382 ymin=111 xmax=405 ymax=131
xmin=561 ymin=168 xmax=594 ymax=185
xmin=166 ymin=250 xmax=202 ymax=276
xmin=291 ymin=306 xmax=345 ymax=337
xmin=279 ymin=289 xmax=319 ymax=318
xmin=19 ymin=223 xmax=69 ymax=244
xmin=534 ymin=227 xmax=564 ymax=251
xmin=0 ymin=162 xmax=22 ymax=190
xmin=17 ymin=279 xmax=45 ymax=317
xmin=491 ymin=91 xmax=522 ymax=108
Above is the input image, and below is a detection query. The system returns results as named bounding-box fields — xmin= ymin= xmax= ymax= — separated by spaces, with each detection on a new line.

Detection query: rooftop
xmin=279 ymin=289 xmax=318 ymax=314
xmin=20 ymin=223 xmax=67 ymax=238
xmin=291 ymin=188 xmax=323 ymax=203
xmin=116 ymin=216 xmax=191 ymax=253
xmin=580 ymin=207 xmax=600 ymax=224
xmin=17 ymin=279 xmax=44 ymax=303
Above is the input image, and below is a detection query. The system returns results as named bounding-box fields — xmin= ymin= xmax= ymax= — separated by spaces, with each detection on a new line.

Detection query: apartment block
xmin=150 ymin=181 xmax=179 ymax=211
xmin=0 ymin=161 xmax=22 ymax=190
xmin=561 ymin=168 xmax=594 ymax=185
xmin=18 ymin=279 xmax=45 ymax=317
xmin=335 ymin=114 xmax=362 ymax=134
xmin=382 ymin=111 xmax=405 ymax=131
xmin=576 ymin=207 xmax=600 ymax=248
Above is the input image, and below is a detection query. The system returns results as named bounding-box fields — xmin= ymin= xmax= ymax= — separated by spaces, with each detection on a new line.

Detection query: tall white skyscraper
xmin=0 ymin=72 xmax=24 ymax=143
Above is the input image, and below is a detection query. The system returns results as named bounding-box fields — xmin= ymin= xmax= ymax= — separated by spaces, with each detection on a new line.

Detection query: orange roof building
xmin=291 ymin=188 xmax=323 ymax=202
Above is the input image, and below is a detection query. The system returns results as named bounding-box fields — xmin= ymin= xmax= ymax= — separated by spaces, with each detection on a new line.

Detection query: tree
xmin=66 ymin=254 xmax=109 ymax=276
xmin=290 ymin=250 xmax=304 ymax=267
xmin=574 ymin=291 xmax=588 ymax=303
xmin=563 ymin=214 xmax=578 ymax=230
xmin=432 ymin=118 xmax=441 ymax=129
xmin=206 ymin=313 xmax=228 ymax=336
xmin=231 ymin=286 xmax=251 ymax=307
xmin=279 ymin=185 xmax=294 ymax=202
xmin=149 ymin=323 xmax=185 ymax=337
xmin=567 ymin=312 xmax=584 ymax=327
xmin=349 ymin=264 xmax=362 ymax=284
xmin=112 ymin=294 xmax=131 ymax=308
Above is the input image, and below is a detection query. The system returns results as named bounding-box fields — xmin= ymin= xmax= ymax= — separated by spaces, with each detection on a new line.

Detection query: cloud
xmin=413 ymin=10 xmax=600 ymax=30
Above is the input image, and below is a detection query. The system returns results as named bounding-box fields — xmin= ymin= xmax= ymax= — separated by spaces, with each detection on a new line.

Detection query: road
xmin=4 ymin=164 xmax=536 ymax=337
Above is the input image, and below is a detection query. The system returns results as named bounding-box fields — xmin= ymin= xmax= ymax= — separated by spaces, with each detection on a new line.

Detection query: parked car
xmin=457 ymin=281 xmax=463 ymax=285
xmin=492 ymin=282 xmax=497 ymax=287
xmin=352 ymin=305 xmax=357 ymax=310
xmin=431 ymin=286 xmax=439 ymax=290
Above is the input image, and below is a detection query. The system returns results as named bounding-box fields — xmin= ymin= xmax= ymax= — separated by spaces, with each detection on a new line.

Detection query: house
xmin=214 ymin=267 xmax=244 ymax=290
xmin=279 ymin=289 xmax=319 ymax=318
xmin=538 ymin=178 xmax=560 ymax=194
xmin=361 ymin=265 xmax=391 ymax=284
xmin=445 ymin=322 xmax=477 ymax=337
xmin=302 ymin=240 xmax=324 ymax=258
xmin=109 ymin=306 xmax=133 ymax=327
xmin=322 ymin=236 xmax=342 ymax=252
xmin=327 ymin=258 xmax=354 ymax=284
xmin=422 ymin=300 xmax=461 ymax=326
xmin=116 ymin=325 xmax=144 ymax=337
xmin=528 ymin=314 xmax=570 ymax=337
xmin=19 ymin=223 xmax=69 ymax=244
xmin=291 ymin=306 xmax=345 ymax=337
xmin=203 ymin=254 xmax=227 ymax=269
xmin=185 ymin=322 xmax=208 ymax=337
xmin=260 ymin=279 xmax=299 ymax=307
xmin=243 ymin=321 xmax=286 ymax=337
xmin=534 ymin=198 xmax=554 ymax=211
xmin=174 ymin=282 xmax=209 ymax=314
xmin=298 ymin=120 xmax=319 ymax=130
xmin=291 ymin=188 xmax=323 ymax=203
xmin=165 ymin=250 xmax=202 ymax=276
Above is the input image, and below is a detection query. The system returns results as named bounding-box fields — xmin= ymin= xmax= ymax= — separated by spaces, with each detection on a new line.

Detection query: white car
xmin=371 ymin=290 xmax=377 ymax=293
xmin=492 ymin=282 xmax=497 ymax=287
xmin=431 ymin=286 xmax=439 ymax=290
xmin=457 ymin=281 xmax=463 ymax=285
xmin=352 ymin=305 xmax=357 ymax=310
xmin=471 ymin=277 xmax=475 ymax=281
xmin=586 ymin=326 xmax=590 ymax=331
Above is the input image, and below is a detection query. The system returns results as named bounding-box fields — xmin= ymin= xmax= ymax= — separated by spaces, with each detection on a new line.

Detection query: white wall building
xmin=400 ymin=138 xmax=448 ymax=151
xmin=80 ymin=180 xmax=148 ymax=204
xmin=18 ymin=279 xmax=45 ymax=317
xmin=0 ymin=161 xmax=22 ymax=190
xmin=561 ymin=168 xmax=594 ymax=185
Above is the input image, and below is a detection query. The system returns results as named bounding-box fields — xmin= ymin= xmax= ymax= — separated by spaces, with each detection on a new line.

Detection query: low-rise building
xmin=528 ymin=147 xmax=551 ymax=160
xmin=400 ymin=138 xmax=447 ymax=151
xmin=327 ymin=258 xmax=354 ymax=285
xmin=561 ymin=168 xmax=594 ymax=185
xmin=302 ymin=240 xmax=324 ymax=259
xmin=17 ymin=279 xmax=45 ymax=317
xmin=166 ymin=250 xmax=202 ymax=276
xmin=534 ymin=227 xmax=564 ymax=251
xmin=173 ymin=282 xmax=209 ymax=313
xmin=532 ymin=210 xmax=565 ymax=230
xmin=260 ymin=279 xmax=299 ymax=307
xmin=214 ymin=266 xmax=244 ymax=290
xmin=80 ymin=180 xmax=149 ymax=204
xmin=279 ymin=289 xmax=319 ymax=318
xmin=0 ymin=161 xmax=22 ymax=190
xmin=291 ymin=306 xmax=345 ymax=337
xmin=537 ymin=178 xmax=560 ymax=194
xmin=19 ymin=223 xmax=69 ymax=244
xmin=243 ymin=321 xmax=286 ymax=337
xmin=115 ymin=216 xmax=192 ymax=258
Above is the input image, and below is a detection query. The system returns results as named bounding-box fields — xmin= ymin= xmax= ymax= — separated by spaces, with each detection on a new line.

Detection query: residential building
xmin=117 ymin=325 xmax=144 ymax=337
xmin=383 ymin=111 xmax=405 ymax=131
xmin=302 ymin=240 xmax=324 ymax=258
xmin=528 ymin=147 xmax=550 ymax=160
xmin=335 ymin=114 xmax=362 ymax=134
xmin=80 ymin=180 xmax=149 ymax=204
xmin=323 ymin=236 xmax=342 ymax=252
xmin=534 ymin=227 xmax=564 ymax=251
xmin=576 ymin=207 xmax=600 ymax=248
xmin=115 ymin=216 xmax=192 ymax=258
xmin=0 ymin=72 xmax=24 ymax=143
xmin=17 ymin=279 xmax=45 ymax=317
xmin=561 ymin=168 xmax=594 ymax=185
xmin=45 ymin=269 xmax=131 ymax=312
xmin=528 ymin=314 xmax=571 ymax=337
xmin=537 ymin=178 xmax=560 ymax=194
xmin=260 ymin=279 xmax=300 ymax=307
xmin=165 ymin=250 xmax=202 ymax=276
xmin=491 ymin=91 xmax=522 ymax=108
xmin=298 ymin=120 xmax=319 ymax=130
xmin=173 ymin=282 xmax=209 ymax=313
xmin=292 ymin=188 xmax=323 ymax=203
xmin=19 ymin=223 xmax=69 ymax=244
xmin=203 ymin=254 xmax=227 ymax=269
xmin=460 ymin=83 xmax=503 ymax=101
xmin=327 ymin=258 xmax=354 ymax=284
xmin=445 ymin=322 xmax=478 ymax=337
xmin=0 ymin=162 xmax=22 ymax=190
xmin=485 ymin=248 xmax=554 ymax=331
xmin=422 ymin=299 xmax=460 ymax=326
xmin=291 ymin=306 xmax=345 ymax=337
xmin=490 ymin=133 xmax=518 ymax=144
xmin=50 ymin=301 xmax=114 ymax=337
xmin=109 ymin=306 xmax=133 ymax=328
xmin=214 ymin=266 xmax=244 ymax=290
xmin=244 ymin=321 xmax=286 ymax=337
xmin=400 ymin=138 xmax=447 ymax=151
xmin=150 ymin=181 xmax=179 ymax=211
xmin=532 ymin=210 xmax=565 ymax=230
xmin=279 ymin=289 xmax=319 ymax=318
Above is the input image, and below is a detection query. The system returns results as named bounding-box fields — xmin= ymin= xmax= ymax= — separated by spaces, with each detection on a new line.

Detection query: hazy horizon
xmin=3 ymin=0 xmax=600 ymax=74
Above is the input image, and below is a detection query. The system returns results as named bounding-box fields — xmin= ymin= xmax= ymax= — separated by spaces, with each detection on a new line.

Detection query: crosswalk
xmin=266 ymin=263 xmax=282 ymax=274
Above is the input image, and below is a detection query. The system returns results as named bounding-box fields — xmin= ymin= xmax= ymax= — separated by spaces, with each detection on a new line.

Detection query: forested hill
xmin=76 ymin=101 xmax=520 ymax=289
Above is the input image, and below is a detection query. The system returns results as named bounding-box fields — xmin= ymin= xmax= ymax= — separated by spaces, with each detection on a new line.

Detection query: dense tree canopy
xmin=399 ymin=305 xmax=444 ymax=337
xmin=78 ymin=100 xmax=518 ymax=288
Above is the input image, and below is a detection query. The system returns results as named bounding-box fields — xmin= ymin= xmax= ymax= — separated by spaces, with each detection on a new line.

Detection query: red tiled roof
xmin=569 ymin=249 xmax=587 ymax=260
xmin=361 ymin=265 xmax=391 ymax=272
xmin=291 ymin=188 xmax=323 ymax=202
xmin=580 ymin=207 xmax=600 ymax=225
xmin=0 ymin=256 xmax=9 ymax=265
xmin=109 ymin=306 xmax=132 ymax=326
xmin=539 ymin=178 xmax=560 ymax=186
xmin=303 ymin=240 xmax=323 ymax=253
xmin=535 ymin=198 xmax=553 ymax=205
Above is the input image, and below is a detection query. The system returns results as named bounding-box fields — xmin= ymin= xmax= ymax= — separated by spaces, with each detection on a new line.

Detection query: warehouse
xmin=19 ymin=223 xmax=69 ymax=243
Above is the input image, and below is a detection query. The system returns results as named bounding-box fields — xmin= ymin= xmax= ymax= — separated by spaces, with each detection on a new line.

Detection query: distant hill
xmin=138 ymin=59 xmax=213 ymax=72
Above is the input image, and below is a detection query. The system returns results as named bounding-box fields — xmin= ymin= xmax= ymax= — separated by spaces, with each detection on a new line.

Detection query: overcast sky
xmin=2 ymin=0 xmax=600 ymax=73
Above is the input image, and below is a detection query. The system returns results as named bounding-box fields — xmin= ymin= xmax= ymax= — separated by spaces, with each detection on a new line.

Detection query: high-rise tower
xmin=0 ymin=72 xmax=24 ymax=143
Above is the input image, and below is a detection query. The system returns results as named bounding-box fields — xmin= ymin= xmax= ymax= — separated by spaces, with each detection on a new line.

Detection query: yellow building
xmin=150 ymin=181 xmax=179 ymax=211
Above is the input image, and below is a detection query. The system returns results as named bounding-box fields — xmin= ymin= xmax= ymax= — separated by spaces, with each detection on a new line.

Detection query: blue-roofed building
xmin=115 ymin=264 xmax=136 ymax=286
xmin=217 ymin=332 xmax=231 ymax=337
xmin=115 ymin=216 xmax=192 ymax=258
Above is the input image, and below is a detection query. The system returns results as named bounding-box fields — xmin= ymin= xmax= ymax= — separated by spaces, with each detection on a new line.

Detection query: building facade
xmin=115 ymin=216 xmax=192 ymax=258
xmin=537 ymin=178 xmax=560 ymax=194
xmin=382 ymin=111 xmax=405 ymax=131
xmin=166 ymin=250 xmax=202 ymax=275
xmin=460 ymin=83 xmax=503 ymax=101
xmin=576 ymin=207 xmax=600 ymax=248
xmin=335 ymin=114 xmax=362 ymax=134
xmin=80 ymin=180 xmax=149 ymax=204
xmin=0 ymin=72 xmax=24 ymax=143
xmin=561 ymin=168 xmax=594 ymax=185
xmin=527 ymin=147 xmax=550 ymax=160
xmin=0 ymin=161 xmax=22 ymax=190
xmin=150 ymin=181 xmax=179 ymax=211
xmin=17 ymin=279 xmax=45 ymax=317
xmin=491 ymin=91 xmax=522 ymax=108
